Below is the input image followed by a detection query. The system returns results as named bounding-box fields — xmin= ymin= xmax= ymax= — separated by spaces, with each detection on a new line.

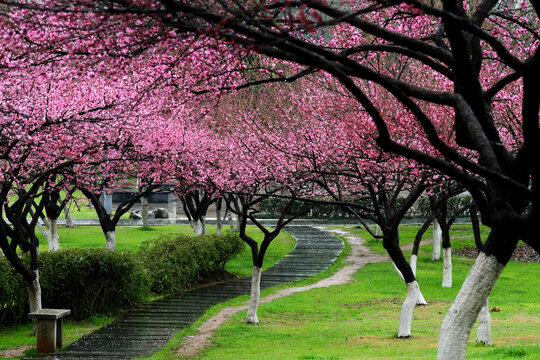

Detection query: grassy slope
xmin=0 ymin=225 xmax=296 ymax=359
xmin=193 ymin=225 xmax=540 ymax=360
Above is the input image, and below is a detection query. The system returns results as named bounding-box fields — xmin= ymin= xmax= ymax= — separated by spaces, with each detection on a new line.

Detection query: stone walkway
xmin=48 ymin=226 xmax=344 ymax=359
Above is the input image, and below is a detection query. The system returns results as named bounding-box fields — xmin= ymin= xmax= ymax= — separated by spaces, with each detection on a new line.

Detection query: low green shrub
xmin=257 ymin=197 xmax=349 ymax=218
xmin=0 ymin=258 xmax=27 ymax=327
xmin=140 ymin=234 xmax=244 ymax=294
xmin=1 ymin=233 xmax=244 ymax=326
xmin=39 ymin=249 xmax=150 ymax=320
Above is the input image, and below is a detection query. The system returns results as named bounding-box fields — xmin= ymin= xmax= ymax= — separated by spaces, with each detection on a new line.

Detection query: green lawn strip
xmin=36 ymin=225 xmax=194 ymax=252
xmin=1 ymin=226 xmax=294 ymax=358
xmin=340 ymin=224 xmax=492 ymax=255
xmin=144 ymin=231 xmax=351 ymax=360
xmin=195 ymin=228 xmax=539 ymax=360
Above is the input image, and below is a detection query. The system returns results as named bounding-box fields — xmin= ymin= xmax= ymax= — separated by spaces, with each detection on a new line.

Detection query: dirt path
xmin=176 ymin=227 xmax=388 ymax=358
xmin=0 ymin=346 xmax=32 ymax=358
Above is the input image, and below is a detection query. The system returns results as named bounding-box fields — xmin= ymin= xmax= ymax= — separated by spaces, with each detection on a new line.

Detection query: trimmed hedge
xmin=39 ymin=249 xmax=150 ymax=320
xmin=0 ymin=233 xmax=244 ymax=326
xmin=140 ymin=234 xmax=245 ymax=294
xmin=257 ymin=197 xmax=349 ymax=218
xmin=0 ymin=259 xmax=27 ymax=326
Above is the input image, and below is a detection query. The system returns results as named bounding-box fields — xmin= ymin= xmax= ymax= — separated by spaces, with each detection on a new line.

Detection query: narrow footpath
xmin=51 ymin=226 xmax=344 ymax=359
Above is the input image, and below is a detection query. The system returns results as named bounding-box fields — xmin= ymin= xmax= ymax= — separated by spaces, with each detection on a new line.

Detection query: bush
xmin=39 ymin=249 xmax=150 ymax=320
xmin=1 ymin=233 xmax=244 ymax=326
xmin=140 ymin=234 xmax=244 ymax=294
xmin=412 ymin=195 xmax=473 ymax=219
xmin=257 ymin=197 xmax=349 ymax=218
xmin=0 ymin=258 xmax=27 ymax=327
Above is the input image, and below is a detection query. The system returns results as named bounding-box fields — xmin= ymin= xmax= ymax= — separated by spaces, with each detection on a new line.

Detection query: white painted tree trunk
xmin=392 ymin=262 xmax=427 ymax=306
xmin=442 ymin=247 xmax=452 ymax=288
xmin=105 ymin=230 xmax=116 ymax=251
xmin=191 ymin=219 xmax=206 ymax=236
xmin=216 ymin=206 xmax=222 ymax=235
xmin=199 ymin=217 xmax=206 ymax=235
xmin=246 ymin=266 xmax=262 ymax=325
xmin=398 ymin=281 xmax=420 ymax=338
xmin=228 ymin=210 xmax=235 ymax=234
xmin=476 ymin=297 xmax=491 ymax=345
xmin=392 ymin=261 xmax=405 ymax=281
xmin=168 ymin=199 xmax=177 ymax=219
xmin=437 ymin=253 xmax=504 ymax=360
xmin=37 ymin=220 xmax=52 ymax=248
xmin=64 ymin=206 xmax=74 ymax=228
xmin=141 ymin=196 xmax=149 ymax=227
xmin=432 ymin=219 xmax=442 ymax=260
xmin=410 ymin=254 xmax=417 ymax=276
xmin=375 ymin=224 xmax=382 ymax=237
xmin=48 ymin=218 xmax=60 ymax=251
xmin=27 ymin=270 xmax=42 ymax=334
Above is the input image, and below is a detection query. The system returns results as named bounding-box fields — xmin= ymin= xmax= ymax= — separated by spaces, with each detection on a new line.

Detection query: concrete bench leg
xmin=36 ymin=319 xmax=57 ymax=353
xmin=56 ymin=318 xmax=64 ymax=349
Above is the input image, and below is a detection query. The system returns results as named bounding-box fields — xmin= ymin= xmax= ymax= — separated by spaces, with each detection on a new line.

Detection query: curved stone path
xmin=52 ymin=226 xmax=344 ymax=359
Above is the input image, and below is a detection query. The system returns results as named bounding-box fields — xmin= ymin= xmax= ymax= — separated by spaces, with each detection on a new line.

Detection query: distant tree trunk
xmin=392 ymin=261 xmax=427 ymax=306
xmin=199 ymin=216 xmax=206 ymax=235
xmin=48 ymin=218 xmax=60 ymax=251
xmin=410 ymin=254 xmax=417 ymax=275
xmin=216 ymin=198 xmax=223 ymax=235
xmin=432 ymin=218 xmax=442 ymax=260
xmin=191 ymin=217 xmax=206 ymax=236
xmin=399 ymin=281 xmax=421 ymax=337
xmin=384 ymin=230 xmax=425 ymax=338
xmin=442 ymin=247 xmax=453 ymax=288
xmin=476 ymin=298 xmax=491 ymax=345
xmin=411 ymin=214 xmax=436 ymax=276
xmin=227 ymin=208 xmax=235 ymax=234
xmin=105 ymin=230 xmax=116 ymax=251
xmin=63 ymin=206 xmax=74 ymax=228
xmin=141 ymin=195 xmax=149 ymax=227
xmin=375 ymin=224 xmax=382 ymax=237
xmin=246 ymin=266 xmax=262 ymax=324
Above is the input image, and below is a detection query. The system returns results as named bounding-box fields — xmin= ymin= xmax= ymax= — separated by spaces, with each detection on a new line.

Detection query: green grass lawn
xmin=173 ymin=225 xmax=540 ymax=360
xmin=0 ymin=225 xmax=295 ymax=359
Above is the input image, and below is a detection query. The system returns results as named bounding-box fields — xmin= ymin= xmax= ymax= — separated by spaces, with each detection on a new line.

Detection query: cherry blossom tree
xmin=2 ymin=0 xmax=538 ymax=357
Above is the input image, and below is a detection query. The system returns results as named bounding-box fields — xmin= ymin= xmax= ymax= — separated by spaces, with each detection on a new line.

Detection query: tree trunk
xmin=410 ymin=254 xmax=417 ymax=276
xmin=442 ymin=247 xmax=452 ymax=288
xmin=437 ymin=253 xmax=505 ymax=359
xmin=216 ymin=199 xmax=222 ymax=235
xmin=48 ymin=218 xmax=60 ymax=251
xmin=27 ymin=270 xmax=42 ymax=334
xmin=63 ymin=206 xmax=74 ymax=228
xmin=199 ymin=216 xmax=206 ymax=235
xmin=190 ymin=219 xmax=205 ymax=236
xmin=105 ymin=230 xmax=116 ymax=251
xmin=432 ymin=219 xmax=442 ymax=260
xmin=476 ymin=297 xmax=491 ymax=345
xmin=37 ymin=220 xmax=52 ymax=249
xmin=246 ymin=266 xmax=262 ymax=325
xmin=375 ymin=224 xmax=382 ymax=237
xmin=398 ymin=281 xmax=421 ymax=338
xmin=392 ymin=261 xmax=427 ymax=306
xmin=141 ymin=196 xmax=149 ymax=227
xmin=228 ymin=209 xmax=235 ymax=234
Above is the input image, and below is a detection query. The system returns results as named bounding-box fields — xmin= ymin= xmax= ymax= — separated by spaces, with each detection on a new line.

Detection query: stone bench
xmin=28 ymin=309 xmax=71 ymax=353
